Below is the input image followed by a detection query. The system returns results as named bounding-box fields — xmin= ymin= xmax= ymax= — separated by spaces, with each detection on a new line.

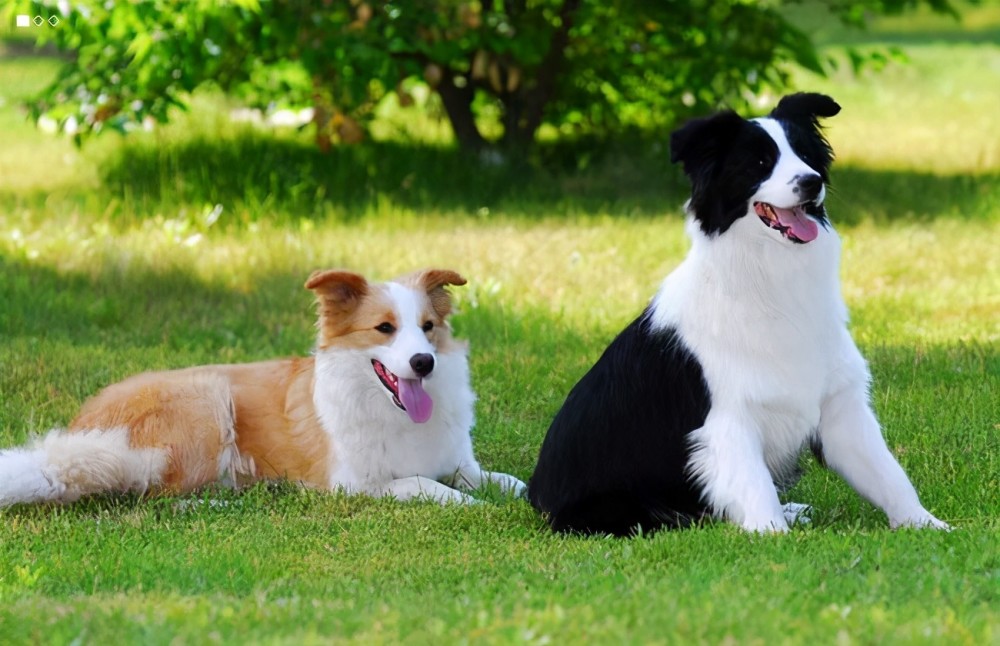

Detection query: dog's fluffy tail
xmin=0 ymin=428 xmax=168 ymax=507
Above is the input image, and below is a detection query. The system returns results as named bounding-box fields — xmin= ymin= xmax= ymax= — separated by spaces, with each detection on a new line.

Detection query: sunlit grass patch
xmin=1 ymin=8 xmax=998 ymax=643
xmin=802 ymin=42 xmax=1000 ymax=175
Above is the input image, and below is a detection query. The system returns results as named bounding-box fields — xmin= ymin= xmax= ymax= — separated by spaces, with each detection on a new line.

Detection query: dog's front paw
xmin=890 ymin=514 xmax=951 ymax=531
xmin=782 ymin=501 xmax=812 ymax=526
xmin=739 ymin=515 xmax=790 ymax=534
xmin=436 ymin=488 xmax=482 ymax=505
xmin=489 ymin=472 xmax=527 ymax=499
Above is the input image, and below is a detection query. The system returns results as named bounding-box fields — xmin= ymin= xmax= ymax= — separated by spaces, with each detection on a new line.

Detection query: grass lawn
xmin=1 ymin=6 xmax=998 ymax=644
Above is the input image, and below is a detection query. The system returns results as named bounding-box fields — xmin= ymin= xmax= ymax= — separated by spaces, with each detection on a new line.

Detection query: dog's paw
xmin=741 ymin=521 xmax=790 ymax=534
xmin=450 ymin=470 xmax=526 ymax=501
xmin=420 ymin=488 xmax=481 ymax=505
xmin=782 ymin=501 xmax=812 ymax=526
xmin=488 ymin=473 xmax=527 ymax=499
xmin=739 ymin=515 xmax=791 ymax=533
xmin=505 ymin=477 xmax=528 ymax=499
xmin=384 ymin=475 xmax=481 ymax=505
xmin=927 ymin=517 xmax=952 ymax=531
xmin=890 ymin=514 xmax=951 ymax=531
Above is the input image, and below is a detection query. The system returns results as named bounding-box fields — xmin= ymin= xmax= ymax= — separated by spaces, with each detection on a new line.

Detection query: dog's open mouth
xmin=754 ymin=202 xmax=819 ymax=243
xmin=371 ymin=359 xmax=434 ymax=424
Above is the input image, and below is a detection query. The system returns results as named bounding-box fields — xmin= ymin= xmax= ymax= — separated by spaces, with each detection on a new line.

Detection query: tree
xmin=7 ymin=0 xmax=957 ymax=152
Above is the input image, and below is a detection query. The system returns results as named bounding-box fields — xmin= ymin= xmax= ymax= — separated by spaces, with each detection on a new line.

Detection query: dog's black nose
xmin=795 ymin=174 xmax=823 ymax=202
xmin=409 ymin=353 xmax=435 ymax=377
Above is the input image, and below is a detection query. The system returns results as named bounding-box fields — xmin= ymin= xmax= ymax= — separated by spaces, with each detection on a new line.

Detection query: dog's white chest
xmin=313 ymin=351 xmax=476 ymax=492
xmin=651 ymin=223 xmax=848 ymax=459
xmin=688 ymin=299 xmax=829 ymax=440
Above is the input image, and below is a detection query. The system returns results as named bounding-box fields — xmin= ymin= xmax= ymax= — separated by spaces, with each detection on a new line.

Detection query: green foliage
xmin=1 ymin=9 xmax=999 ymax=641
xmin=6 ymin=0 xmax=959 ymax=150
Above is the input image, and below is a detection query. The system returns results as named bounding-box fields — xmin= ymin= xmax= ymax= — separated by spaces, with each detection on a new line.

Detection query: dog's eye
xmin=422 ymin=321 xmax=434 ymax=332
xmin=375 ymin=322 xmax=396 ymax=334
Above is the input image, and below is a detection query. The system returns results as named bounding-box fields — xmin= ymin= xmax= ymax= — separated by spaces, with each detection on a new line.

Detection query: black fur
xmin=669 ymin=92 xmax=840 ymax=237
xmin=771 ymin=93 xmax=840 ymax=228
xmin=527 ymin=311 xmax=712 ymax=536
xmin=528 ymin=93 xmax=842 ymax=536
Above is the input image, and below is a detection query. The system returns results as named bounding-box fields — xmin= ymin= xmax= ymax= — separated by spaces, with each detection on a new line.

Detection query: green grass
xmin=1 ymin=6 xmax=999 ymax=644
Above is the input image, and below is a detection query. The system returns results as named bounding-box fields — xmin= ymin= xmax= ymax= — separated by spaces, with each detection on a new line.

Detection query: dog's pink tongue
xmin=398 ymin=378 xmax=433 ymax=424
xmin=774 ymin=206 xmax=818 ymax=242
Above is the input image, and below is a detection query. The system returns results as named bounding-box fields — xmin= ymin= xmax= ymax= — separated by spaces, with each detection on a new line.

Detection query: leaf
xmin=127 ymin=32 xmax=155 ymax=64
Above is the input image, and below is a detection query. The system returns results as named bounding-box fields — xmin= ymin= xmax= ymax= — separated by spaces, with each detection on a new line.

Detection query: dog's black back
xmin=527 ymin=311 xmax=711 ymax=536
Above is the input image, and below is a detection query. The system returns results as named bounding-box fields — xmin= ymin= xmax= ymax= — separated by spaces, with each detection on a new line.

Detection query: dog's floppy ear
xmin=670 ymin=110 xmax=746 ymax=179
xmin=412 ymin=268 xmax=467 ymax=319
xmin=770 ymin=93 xmax=841 ymax=125
xmin=305 ymin=269 xmax=369 ymax=348
xmin=305 ymin=269 xmax=368 ymax=302
xmin=771 ymin=93 xmax=840 ymax=178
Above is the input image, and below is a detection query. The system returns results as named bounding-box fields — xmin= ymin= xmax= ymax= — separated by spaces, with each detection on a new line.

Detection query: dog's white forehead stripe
xmin=748 ymin=117 xmax=826 ymax=210
xmin=753 ymin=117 xmax=820 ymax=178
xmin=386 ymin=282 xmax=435 ymax=347
xmin=386 ymin=282 xmax=425 ymax=325
xmin=376 ymin=282 xmax=435 ymax=377
xmin=753 ymin=118 xmax=795 ymax=158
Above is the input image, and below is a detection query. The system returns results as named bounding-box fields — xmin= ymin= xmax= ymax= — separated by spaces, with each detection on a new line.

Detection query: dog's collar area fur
xmin=753 ymin=201 xmax=819 ymax=243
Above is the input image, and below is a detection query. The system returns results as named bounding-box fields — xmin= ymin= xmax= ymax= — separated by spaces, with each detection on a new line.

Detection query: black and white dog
xmin=528 ymin=93 xmax=949 ymax=535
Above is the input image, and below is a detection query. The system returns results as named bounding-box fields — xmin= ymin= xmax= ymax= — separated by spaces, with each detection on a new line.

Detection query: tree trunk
xmin=437 ymin=73 xmax=486 ymax=152
xmin=501 ymin=0 xmax=582 ymax=149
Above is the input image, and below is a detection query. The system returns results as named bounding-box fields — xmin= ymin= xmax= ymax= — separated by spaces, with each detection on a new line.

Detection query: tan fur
xmin=52 ymin=268 xmax=466 ymax=498
xmin=397 ymin=268 xmax=467 ymax=319
xmin=306 ymin=269 xmax=467 ymax=353
xmin=69 ymin=359 xmax=328 ymax=493
xmin=394 ymin=268 xmax=468 ymax=354
xmin=0 ymin=266 xmax=537 ymax=508
xmin=318 ymin=287 xmax=401 ymax=351
xmin=306 ymin=269 xmax=372 ymax=349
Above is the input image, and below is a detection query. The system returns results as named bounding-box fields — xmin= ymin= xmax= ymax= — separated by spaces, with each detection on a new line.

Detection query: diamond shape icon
xmin=32 ymin=15 xmax=44 ymax=26
xmin=48 ymin=16 xmax=60 ymax=27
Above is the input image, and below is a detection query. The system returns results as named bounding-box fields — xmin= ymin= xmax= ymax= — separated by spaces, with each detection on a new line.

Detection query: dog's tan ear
xmin=305 ymin=269 xmax=368 ymax=304
xmin=305 ymin=271 xmax=369 ymax=346
xmin=417 ymin=269 xmax=467 ymax=291
xmin=413 ymin=269 xmax=466 ymax=319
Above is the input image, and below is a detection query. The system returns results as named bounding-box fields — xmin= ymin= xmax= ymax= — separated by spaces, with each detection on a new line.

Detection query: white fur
xmin=0 ymin=447 xmax=64 ymax=505
xmin=0 ymin=279 xmax=525 ymax=508
xmin=314 ymin=282 xmax=525 ymax=503
xmin=376 ymin=283 xmax=437 ymax=381
xmin=753 ymin=118 xmax=826 ymax=207
xmin=0 ymin=428 xmax=168 ymax=506
xmin=649 ymin=121 xmax=947 ymax=532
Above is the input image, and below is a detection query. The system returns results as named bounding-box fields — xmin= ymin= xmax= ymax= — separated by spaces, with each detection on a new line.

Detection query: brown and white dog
xmin=0 ymin=269 xmax=525 ymax=506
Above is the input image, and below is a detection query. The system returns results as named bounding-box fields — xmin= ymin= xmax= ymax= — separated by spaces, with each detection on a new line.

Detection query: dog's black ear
xmin=771 ymin=93 xmax=839 ymax=179
xmin=770 ymin=93 xmax=841 ymax=124
xmin=670 ymin=110 xmax=745 ymax=178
